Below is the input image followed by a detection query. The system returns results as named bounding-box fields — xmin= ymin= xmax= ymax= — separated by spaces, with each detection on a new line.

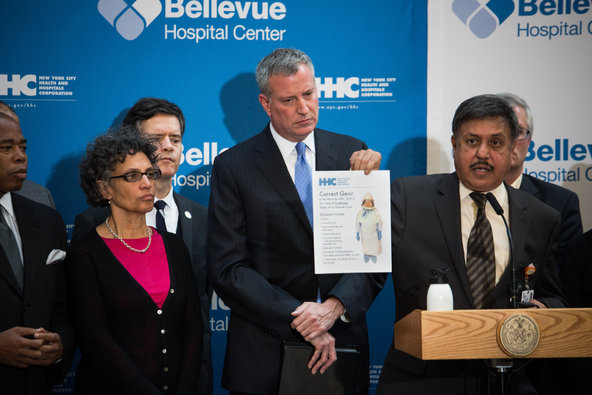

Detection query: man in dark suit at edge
xmin=0 ymin=113 xmax=74 ymax=394
xmin=207 ymin=48 xmax=386 ymax=395
xmin=498 ymin=92 xmax=583 ymax=254
xmin=0 ymin=100 xmax=55 ymax=209
xmin=377 ymin=94 xmax=566 ymax=395
xmin=498 ymin=93 xmax=584 ymax=395
xmin=71 ymin=98 xmax=212 ymax=395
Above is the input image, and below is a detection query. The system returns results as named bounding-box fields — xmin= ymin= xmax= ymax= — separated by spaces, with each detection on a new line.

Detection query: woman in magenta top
xmin=67 ymin=127 xmax=203 ymax=394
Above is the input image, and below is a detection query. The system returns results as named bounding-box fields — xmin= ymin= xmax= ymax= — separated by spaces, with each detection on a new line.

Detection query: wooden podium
xmin=394 ymin=308 xmax=592 ymax=360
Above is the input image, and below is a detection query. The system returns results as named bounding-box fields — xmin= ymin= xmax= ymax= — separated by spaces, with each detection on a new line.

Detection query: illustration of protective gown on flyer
xmin=355 ymin=192 xmax=383 ymax=263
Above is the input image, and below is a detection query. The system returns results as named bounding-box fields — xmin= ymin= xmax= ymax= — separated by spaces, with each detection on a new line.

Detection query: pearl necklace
xmin=105 ymin=217 xmax=152 ymax=253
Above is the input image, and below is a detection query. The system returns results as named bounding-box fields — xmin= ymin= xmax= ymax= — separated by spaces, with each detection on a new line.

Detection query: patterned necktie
xmin=154 ymin=200 xmax=168 ymax=232
xmin=0 ymin=205 xmax=24 ymax=290
xmin=466 ymin=192 xmax=495 ymax=308
xmin=295 ymin=142 xmax=313 ymax=226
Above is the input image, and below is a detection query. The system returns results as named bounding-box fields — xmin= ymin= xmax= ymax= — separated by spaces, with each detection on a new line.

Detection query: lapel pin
xmin=185 ymin=211 xmax=192 ymax=219
xmin=521 ymin=263 xmax=536 ymax=304
xmin=524 ymin=263 xmax=536 ymax=277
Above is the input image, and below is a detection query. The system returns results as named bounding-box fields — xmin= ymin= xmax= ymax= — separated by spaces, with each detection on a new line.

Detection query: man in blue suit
xmin=207 ymin=48 xmax=386 ymax=395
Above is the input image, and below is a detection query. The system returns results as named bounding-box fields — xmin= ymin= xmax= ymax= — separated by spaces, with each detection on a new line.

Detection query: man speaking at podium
xmin=377 ymin=94 xmax=565 ymax=394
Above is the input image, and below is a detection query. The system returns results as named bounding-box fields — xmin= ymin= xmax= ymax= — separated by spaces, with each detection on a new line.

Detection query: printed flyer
xmin=313 ymin=170 xmax=391 ymax=274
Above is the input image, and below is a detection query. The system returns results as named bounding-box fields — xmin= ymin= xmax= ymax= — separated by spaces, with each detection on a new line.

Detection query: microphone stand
xmin=485 ymin=193 xmax=518 ymax=308
xmin=484 ymin=192 xmax=517 ymax=395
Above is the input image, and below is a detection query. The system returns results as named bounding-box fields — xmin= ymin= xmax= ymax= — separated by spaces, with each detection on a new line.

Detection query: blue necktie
xmin=154 ymin=200 xmax=168 ymax=232
xmin=295 ymin=142 xmax=313 ymax=227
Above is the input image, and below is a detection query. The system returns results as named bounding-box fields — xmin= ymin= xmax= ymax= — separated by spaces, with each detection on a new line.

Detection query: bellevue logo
xmin=98 ymin=0 xmax=162 ymax=40
xmin=452 ymin=0 xmax=515 ymax=38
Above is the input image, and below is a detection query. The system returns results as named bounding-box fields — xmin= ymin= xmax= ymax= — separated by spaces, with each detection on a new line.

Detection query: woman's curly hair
xmin=79 ymin=125 xmax=158 ymax=207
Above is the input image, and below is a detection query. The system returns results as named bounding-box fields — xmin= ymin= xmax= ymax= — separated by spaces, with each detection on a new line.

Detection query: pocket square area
xmin=46 ymin=249 xmax=66 ymax=265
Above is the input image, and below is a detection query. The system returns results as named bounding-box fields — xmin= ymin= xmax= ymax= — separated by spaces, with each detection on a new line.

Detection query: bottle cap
xmin=430 ymin=268 xmax=450 ymax=284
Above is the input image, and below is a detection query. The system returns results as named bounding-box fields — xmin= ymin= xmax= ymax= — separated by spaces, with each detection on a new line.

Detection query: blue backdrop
xmin=0 ymin=1 xmax=427 ymax=393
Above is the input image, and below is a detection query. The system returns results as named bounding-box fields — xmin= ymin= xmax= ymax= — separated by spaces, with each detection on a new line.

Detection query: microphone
xmin=485 ymin=193 xmax=519 ymax=308
xmin=485 ymin=192 xmax=504 ymax=215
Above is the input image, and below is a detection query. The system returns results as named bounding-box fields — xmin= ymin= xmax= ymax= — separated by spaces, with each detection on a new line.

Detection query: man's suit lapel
xmin=519 ymin=174 xmax=539 ymax=199
xmin=314 ymin=129 xmax=341 ymax=170
xmin=434 ymin=173 xmax=474 ymax=306
xmin=0 ymin=238 xmax=21 ymax=294
xmin=507 ymin=185 xmax=531 ymax=272
xmin=253 ymin=125 xmax=312 ymax=235
xmin=12 ymin=195 xmax=43 ymax=299
xmin=488 ymin=185 xmax=531 ymax=306
xmin=173 ymin=193 xmax=193 ymax=257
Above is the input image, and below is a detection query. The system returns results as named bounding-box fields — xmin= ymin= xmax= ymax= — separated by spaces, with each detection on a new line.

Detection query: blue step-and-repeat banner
xmin=1 ymin=1 xmax=427 ymax=393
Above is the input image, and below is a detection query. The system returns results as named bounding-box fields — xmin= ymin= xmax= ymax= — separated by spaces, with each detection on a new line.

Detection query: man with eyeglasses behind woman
xmin=66 ymin=127 xmax=203 ymax=394
xmin=498 ymin=93 xmax=584 ymax=395
xmin=498 ymin=93 xmax=582 ymax=257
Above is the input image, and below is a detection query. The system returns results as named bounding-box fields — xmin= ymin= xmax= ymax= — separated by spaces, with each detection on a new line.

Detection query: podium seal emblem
xmin=497 ymin=313 xmax=540 ymax=357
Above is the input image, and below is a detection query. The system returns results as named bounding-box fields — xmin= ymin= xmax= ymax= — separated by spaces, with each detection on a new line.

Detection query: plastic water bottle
xmin=427 ymin=268 xmax=453 ymax=311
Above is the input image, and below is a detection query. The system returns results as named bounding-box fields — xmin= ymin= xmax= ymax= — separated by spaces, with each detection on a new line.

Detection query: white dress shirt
xmin=146 ymin=187 xmax=179 ymax=233
xmin=0 ymin=192 xmax=24 ymax=264
xmin=511 ymin=173 xmax=524 ymax=189
xmin=269 ymin=123 xmax=316 ymax=179
xmin=459 ymin=182 xmax=510 ymax=284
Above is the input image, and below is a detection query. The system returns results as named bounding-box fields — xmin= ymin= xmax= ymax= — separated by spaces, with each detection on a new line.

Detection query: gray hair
xmin=255 ymin=48 xmax=315 ymax=97
xmin=497 ymin=92 xmax=534 ymax=136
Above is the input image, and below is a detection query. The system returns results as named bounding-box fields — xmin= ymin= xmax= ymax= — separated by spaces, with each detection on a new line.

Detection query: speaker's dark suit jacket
xmin=72 ymin=192 xmax=212 ymax=395
xmin=519 ymin=173 xmax=582 ymax=254
xmin=0 ymin=193 xmax=74 ymax=395
xmin=207 ymin=125 xmax=387 ymax=394
xmin=377 ymin=173 xmax=565 ymax=395
xmin=556 ymin=229 xmax=592 ymax=394
xmin=561 ymin=229 xmax=592 ymax=306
